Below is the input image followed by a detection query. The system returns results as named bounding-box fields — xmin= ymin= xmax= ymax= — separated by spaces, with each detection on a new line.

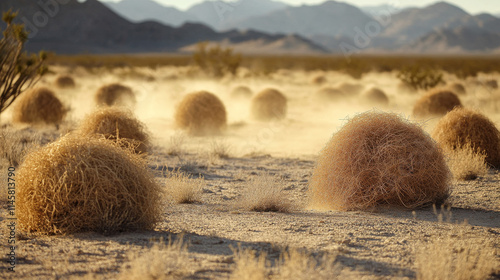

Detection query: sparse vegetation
xmin=276 ymin=248 xmax=341 ymax=280
xmin=0 ymin=126 xmax=42 ymax=167
xmin=192 ymin=42 xmax=242 ymax=78
xmin=164 ymin=170 xmax=204 ymax=204
xmin=238 ymin=175 xmax=293 ymax=212
xmin=0 ymin=10 xmax=48 ymax=117
xmin=229 ymin=246 xmax=268 ymax=280
xmin=309 ymin=111 xmax=451 ymax=211
xmin=119 ymin=236 xmax=190 ymax=280
xmin=415 ymin=227 xmax=497 ymax=280
xmin=397 ymin=65 xmax=444 ymax=91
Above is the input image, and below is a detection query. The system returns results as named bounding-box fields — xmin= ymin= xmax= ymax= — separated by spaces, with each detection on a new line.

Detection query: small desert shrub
xmin=415 ymin=230 xmax=497 ymax=280
xmin=192 ymin=42 xmax=242 ymax=78
xmin=17 ymin=135 xmax=162 ymax=234
xmin=0 ymin=10 xmax=48 ymax=115
xmin=309 ymin=111 xmax=451 ymax=211
xmin=432 ymin=107 xmax=500 ymax=168
xmin=94 ymin=83 xmax=136 ymax=107
xmin=362 ymin=87 xmax=389 ymax=105
xmin=445 ymin=143 xmax=488 ymax=181
xmin=230 ymin=86 xmax=253 ymax=99
xmin=174 ymin=91 xmax=227 ymax=136
xmin=77 ymin=107 xmax=150 ymax=155
xmin=313 ymin=87 xmax=346 ymax=102
xmin=251 ymin=88 xmax=287 ymax=121
xmin=448 ymin=82 xmax=466 ymax=95
xmin=120 ymin=236 xmax=190 ymax=280
xmin=276 ymin=248 xmax=340 ymax=280
xmin=164 ymin=170 xmax=204 ymax=204
xmin=229 ymin=246 xmax=268 ymax=280
xmin=397 ymin=65 xmax=444 ymax=91
xmin=413 ymin=89 xmax=462 ymax=118
xmin=337 ymin=82 xmax=363 ymax=96
xmin=12 ymin=87 xmax=66 ymax=125
xmin=54 ymin=75 xmax=76 ymax=89
xmin=238 ymin=175 xmax=293 ymax=212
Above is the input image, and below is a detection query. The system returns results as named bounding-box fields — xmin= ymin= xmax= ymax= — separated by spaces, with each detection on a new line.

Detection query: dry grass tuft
xmin=17 ymin=135 xmax=162 ymax=235
xmin=432 ymin=107 xmax=500 ymax=168
xmin=313 ymin=87 xmax=346 ymax=102
xmin=413 ymin=89 xmax=462 ymax=118
xmin=230 ymin=86 xmax=253 ymax=99
xmin=309 ymin=111 xmax=451 ymax=211
xmin=415 ymin=229 xmax=497 ymax=280
xmin=12 ymin=87 xmax=67 ymax=125
xmin=362 ymin=88 xmax=389 ymax=105
xmin=448 ymin=82 xmax=466 ymax=95
xmin=276 ymin=248 xmax=340 ymax=280
xmin=174 ymin=91 xmax=227 ymax=136
xmin=251 ymin=88 xmax=287 ymax=121
xmin=238 ymin=175 xmax=293 ymax=212
xmin=164 ymin=170 xmax=204 ymax=204
xmin=77 ymin=107 xmax=150 ymax=155
xmin=165 ymin=132 xmax=185 ymax=156
xmin=229 ymin=246 xmax=268 ymax=280
xmin=120 ymin=236 xmax=190 ymax=280
xmin=0 ymin=127 xmax=42 ymax=167
xmin=444 ymin=143 xmax=488 ymax=181
xmin=94 ymin=83 xmax=136 ymax=107
xmin=54 ymin=75 xmax=76 ymax=89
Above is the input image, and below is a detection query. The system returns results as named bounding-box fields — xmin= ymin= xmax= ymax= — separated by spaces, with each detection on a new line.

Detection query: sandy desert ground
xmin=1 ymin=66 xmax=499 ymax=279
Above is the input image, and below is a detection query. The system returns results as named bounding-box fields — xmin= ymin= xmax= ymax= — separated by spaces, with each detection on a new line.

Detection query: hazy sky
xmin=138 ymin=0 xmax=500 ymax=14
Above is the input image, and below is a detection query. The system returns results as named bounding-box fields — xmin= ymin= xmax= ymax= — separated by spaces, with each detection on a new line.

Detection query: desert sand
xmin=1 ymin=66 xmax=499 ymax=279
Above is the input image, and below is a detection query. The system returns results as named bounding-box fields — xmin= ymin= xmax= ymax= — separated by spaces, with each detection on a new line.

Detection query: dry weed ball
xmin=362 ymin=88 xmax=389 ymax=105
xmin=251 ymin=88 xmax=287 ymax=121
xmin=95 ymin=83 xmax=136 ymax=107
xmin=17 ymin=135 xmax=162 ymax=235
xmin=174 ymin=91 xmax=227 ymax=136
xmin=12 ymin=87 xmax=66 ymax=125
xmin=309 ymin=112 xmax=451 ymax=211
xmin=313 ymin=87 xmax=346 ymax=102
xmin=485 ymin=79 xmax=498 ymax=89
xmin=412 ymin=89 xmax=462 ymax=118
xmin=337 ymin=82 xmax=364 ymax=96
xmin=397 ymin=81 xmax=417 ymax=94
xmin=78 ymin=107 xmax=150 ymax=154
xmin=54 ymin=75 xmax=76 ymax=89
xmin=230 ymin=86 xmax=253 ymax=99
xmin=311 ymin=75 xmax=327 ymax=85
xmin=432 ymin=107 xmax=500 ymax=168
xmin=448 ymin=82 xmax=466 ymax=95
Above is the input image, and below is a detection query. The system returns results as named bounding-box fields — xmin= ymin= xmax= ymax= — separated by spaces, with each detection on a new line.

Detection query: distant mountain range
xmin=100 ymin=0 xmax=500 ymax=54
xmin=2 ymin=0 xmax=499 ymax=54
xmin=1 ymin=0 xmax=326 ymax=55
